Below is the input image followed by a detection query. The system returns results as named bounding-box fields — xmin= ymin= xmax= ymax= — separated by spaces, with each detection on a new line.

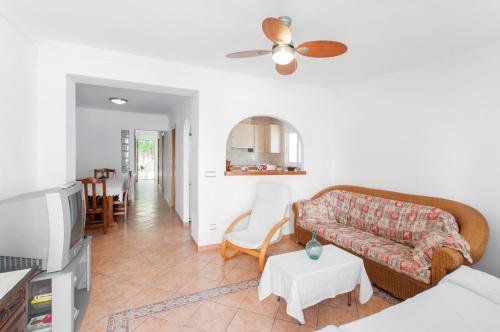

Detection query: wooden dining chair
xmin=94 ymin=168 xmax=116 ymax=179
xmin=127 ymin=171 xmax=133 ymax=206
xmin=81 ymin=177 xmax=108 ymax=234
xmin=113 ymin=171 xmax=132 ymax=221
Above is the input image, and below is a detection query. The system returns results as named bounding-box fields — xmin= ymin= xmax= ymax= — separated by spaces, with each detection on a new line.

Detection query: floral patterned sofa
xmin=292 ymin=185 xmax=489 ymax=299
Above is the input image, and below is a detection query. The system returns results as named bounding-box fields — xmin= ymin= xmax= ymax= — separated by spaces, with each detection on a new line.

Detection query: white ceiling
xmin=3 ymin=0 xmax=500 ymax=88
xmin=76 ymin=83 xmax=189 ymax=114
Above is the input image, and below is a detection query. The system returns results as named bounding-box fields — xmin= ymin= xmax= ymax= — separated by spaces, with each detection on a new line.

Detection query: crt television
xmin=0 ymin=182 xmax=85 ymax=273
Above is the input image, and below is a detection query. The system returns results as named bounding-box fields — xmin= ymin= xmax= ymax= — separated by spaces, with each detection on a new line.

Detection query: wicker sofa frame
xmin=292 ymin=185 xmax=489 ymax=299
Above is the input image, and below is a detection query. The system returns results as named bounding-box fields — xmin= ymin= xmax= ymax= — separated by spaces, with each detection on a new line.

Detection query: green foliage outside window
xmin=137 ymin=139 xmax=155 ymax=153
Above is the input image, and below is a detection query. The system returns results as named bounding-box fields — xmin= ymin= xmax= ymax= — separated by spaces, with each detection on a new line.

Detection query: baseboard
xmin=191 ymin=237 xmax=219 ymax=252
xmin=174 ymin=210 xmax=190 ymax=227
xmin=163 ymin=193 xmax=170 ymax=206
xmin=194 ymin=233 xmax=294 ymax=252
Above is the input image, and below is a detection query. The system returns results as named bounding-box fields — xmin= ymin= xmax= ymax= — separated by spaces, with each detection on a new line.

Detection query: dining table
xmin=95 ymin=177 xmax=126 ymax=197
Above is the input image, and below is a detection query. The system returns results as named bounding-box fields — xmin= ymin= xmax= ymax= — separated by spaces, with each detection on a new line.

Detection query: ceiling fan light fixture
xmin=272 ymin=44 xmax=295 ymax=65
xmin=226 ymin=16 xmax=348 ymax=75
xmin=109 ymin=97 xmax=128 ymax=105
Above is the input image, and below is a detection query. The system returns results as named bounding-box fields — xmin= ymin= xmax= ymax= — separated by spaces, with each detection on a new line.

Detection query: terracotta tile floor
xmin=80 ymin=180 xmax=393 ymax=332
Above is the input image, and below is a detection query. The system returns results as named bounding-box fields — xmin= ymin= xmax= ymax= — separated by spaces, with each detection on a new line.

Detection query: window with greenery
xmin=137 ymin=139 xmax=156 ymax=180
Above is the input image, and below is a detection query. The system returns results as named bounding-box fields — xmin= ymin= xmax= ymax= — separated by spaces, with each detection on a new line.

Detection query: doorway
xmin=170 ymin=128 xmax=176 ymax=209
xmin=160 ymin=133 xmax=165 ymax=192
xmin=183 ymin=119 xmax=192 ymax=223
xmin=70 ymin=77 xmax=199 ymax=242
xmin=135 ymin=130 xmax=160 ymax=181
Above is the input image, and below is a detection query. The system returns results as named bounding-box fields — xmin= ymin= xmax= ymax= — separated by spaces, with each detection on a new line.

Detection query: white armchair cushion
xmin=224 ymin=230 xmax=263 ymax=249
xmin=226 ymin=183 xmax=290 ymax=249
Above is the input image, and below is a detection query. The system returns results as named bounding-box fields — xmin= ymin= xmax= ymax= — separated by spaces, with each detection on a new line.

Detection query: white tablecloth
xmin=89 ymin=178 xmax=126 ymax=197
xmin=258 ymin=245 xmax=373 ymax=324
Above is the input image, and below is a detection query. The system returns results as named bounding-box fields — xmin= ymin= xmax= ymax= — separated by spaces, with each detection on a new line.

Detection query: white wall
xmin=35 ymin=41 xmax=336 ymax=245
xmin=165 ymin=97 xmax=198 ymax=230
xmin=0 ymin=16 xmax=38 ymax=199
xmin=76 ymin=108 xmax=168 ymax=179
xmin=332 ymin=42 xmax=500 ymax=277
xmin=135 ymin=130 xmax=160 ymax=140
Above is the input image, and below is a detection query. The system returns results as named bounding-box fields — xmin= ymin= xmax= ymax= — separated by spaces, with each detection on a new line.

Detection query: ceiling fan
xmin=226 ymin=16 xmax=348 ymax=75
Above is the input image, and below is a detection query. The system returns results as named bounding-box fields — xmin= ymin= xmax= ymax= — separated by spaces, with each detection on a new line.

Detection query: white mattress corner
xmin=315 ymin=267 xmax=500 ymax=332
xmin=338 ymin=280 xmax=500 ymax=332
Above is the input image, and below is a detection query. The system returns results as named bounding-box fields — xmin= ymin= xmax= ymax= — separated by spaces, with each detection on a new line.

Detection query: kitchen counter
xmin=224 ymin=170 xmax=307 ymax=176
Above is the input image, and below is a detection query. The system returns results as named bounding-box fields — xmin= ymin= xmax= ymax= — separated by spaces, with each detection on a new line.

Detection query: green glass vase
xmin=305 ymin=231 xmax=323 ymax=260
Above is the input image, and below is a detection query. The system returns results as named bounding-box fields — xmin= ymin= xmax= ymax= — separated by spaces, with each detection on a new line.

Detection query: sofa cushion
xmin=366 ymin=242 xmax=431 ymax=284
xmin=413 ymin=232 xmax=473 ymax=270
xmin=300 ymin=220 xmax=431 ymax=284
xmin=328 ymin=190 xmax=352 ymax=222
xmin=297 ymin=197 xmax=331 ymax=223
xmin=344 ymin=192 xmax=472 ymax=265
xmin=346 ymin=192 xmax=450 ymax=245
xmin=297 ymin=190 xmax=352 ymax=224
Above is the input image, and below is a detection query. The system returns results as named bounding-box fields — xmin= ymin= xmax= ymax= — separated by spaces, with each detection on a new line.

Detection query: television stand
xmin=29 ymin=236 xmax=91 ymax=331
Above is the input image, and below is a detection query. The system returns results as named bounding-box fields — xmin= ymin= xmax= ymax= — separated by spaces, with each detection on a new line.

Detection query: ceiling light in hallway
xmin=109 ymin=97 xmax=128 ymax=105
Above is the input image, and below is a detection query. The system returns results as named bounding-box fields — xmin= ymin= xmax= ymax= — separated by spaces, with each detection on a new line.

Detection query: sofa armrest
xmin=292 ymin=202 xmax=301 ymax=223
xmin=292 ymin=202 xmax=302 ymax=242
xmin=430 ymin=247 xmax=465 ymax=285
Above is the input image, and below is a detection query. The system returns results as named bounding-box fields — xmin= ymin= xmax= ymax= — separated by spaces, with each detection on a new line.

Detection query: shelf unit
xmin=29 ymin=236 xmax=91 ymax=332
xmin=121 ymin=130 xmax=130 ymax=173
xmin=224 ymin=170 xmax=306 ymax=176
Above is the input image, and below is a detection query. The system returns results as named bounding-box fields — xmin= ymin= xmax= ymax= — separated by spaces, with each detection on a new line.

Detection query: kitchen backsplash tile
xmin=227 ymin=147 xmax=282 ymax=166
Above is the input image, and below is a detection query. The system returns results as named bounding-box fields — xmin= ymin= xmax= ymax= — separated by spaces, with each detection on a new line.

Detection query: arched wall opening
xmin=225 ymin=116 xmax=304 ymax=173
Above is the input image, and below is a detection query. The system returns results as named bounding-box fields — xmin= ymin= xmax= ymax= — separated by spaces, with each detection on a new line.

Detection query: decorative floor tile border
xmin=106 ymin=278 xmax=259 ymax=332
xmin=372 ymin=286 xmax=401 ymax=305
xmin=106 ymin=278 xmax=400 ymax=332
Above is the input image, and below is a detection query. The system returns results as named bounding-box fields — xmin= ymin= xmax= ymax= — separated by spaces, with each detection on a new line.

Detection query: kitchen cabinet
xmin=231 ymin=122 xmax=281 ymax=153
xmin=231 ymin=123 xmax=255 ymax=149
xmin=254 ymin=124 xmax=267 ymax=153
xmin=267 ymin=124 xmax=282 ymax=153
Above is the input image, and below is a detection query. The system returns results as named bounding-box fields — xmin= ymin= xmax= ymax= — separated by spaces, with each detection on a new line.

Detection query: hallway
xmin=82 ymin=180 xmax=200 ymax=330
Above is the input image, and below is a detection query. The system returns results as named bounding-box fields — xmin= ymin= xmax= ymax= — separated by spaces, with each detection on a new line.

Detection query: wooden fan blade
xmin=226 ymin=50 xmax=271 ymax=58
xmin=296 ymin=41 xmax=348 ymax=58
xmin=276 ymin=59 xmax=297 ymax=75
xmin=262 ymin=17 xmax=292 ymax=44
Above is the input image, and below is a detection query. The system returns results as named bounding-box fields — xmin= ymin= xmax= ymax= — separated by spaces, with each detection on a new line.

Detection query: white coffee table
xmin=258 ymin=244 xmax=373 ymax=324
